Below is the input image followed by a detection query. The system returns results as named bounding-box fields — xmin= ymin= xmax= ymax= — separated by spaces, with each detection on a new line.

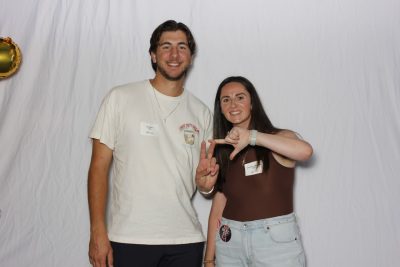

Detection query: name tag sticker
xmin=244 ymin=160 xmax=263 ymax=176
xmin=140 ymin=122 xmax=159 ymax=136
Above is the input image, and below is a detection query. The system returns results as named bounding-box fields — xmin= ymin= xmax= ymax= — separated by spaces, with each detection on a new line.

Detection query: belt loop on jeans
xmin=263 ymin=220 xmax=270 ymax=231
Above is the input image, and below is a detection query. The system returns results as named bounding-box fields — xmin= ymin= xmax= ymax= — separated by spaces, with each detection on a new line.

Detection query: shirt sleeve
xmin=89 ymin=90 xmax=117 ymax=150
xmin=205 ymin=108 xmax=213 ymax=142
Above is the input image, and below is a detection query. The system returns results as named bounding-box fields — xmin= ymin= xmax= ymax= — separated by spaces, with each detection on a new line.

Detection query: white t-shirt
xmin=90 ymin=80 xmax=213 ymax=244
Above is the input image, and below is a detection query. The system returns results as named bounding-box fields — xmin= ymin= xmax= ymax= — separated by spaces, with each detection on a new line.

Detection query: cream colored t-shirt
xmin=90 ymin=80 xmax=213 ymax=244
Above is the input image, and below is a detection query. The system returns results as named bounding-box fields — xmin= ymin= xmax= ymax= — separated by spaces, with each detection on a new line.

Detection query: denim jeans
xmin=215 ymin=213 xmax=306 ymax=267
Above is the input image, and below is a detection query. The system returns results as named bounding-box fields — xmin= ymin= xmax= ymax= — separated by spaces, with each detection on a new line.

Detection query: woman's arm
xmin=256 ymin=129 xmax=313 ymax=162
xmin=204 ymin=192 xmax=227 ymax=266
xmin=215 ymin=127 xmax=313 ymax=162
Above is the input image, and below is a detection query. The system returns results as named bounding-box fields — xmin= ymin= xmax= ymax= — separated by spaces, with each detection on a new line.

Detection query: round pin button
xmin=219 ymin=224 xmax=232 ymax=242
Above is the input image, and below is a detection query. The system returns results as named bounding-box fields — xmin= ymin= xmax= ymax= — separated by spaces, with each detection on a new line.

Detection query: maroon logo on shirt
xmin=179 ymin=123 xmax=199 ymax=145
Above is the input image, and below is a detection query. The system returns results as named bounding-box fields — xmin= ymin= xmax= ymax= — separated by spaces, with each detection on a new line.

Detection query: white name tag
xmin=140 ymin=122 xmax=159 ymax=136
xmin=244 ymin=160 xmax=263 ymax=176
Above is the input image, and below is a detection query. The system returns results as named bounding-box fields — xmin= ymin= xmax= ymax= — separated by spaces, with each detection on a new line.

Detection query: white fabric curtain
xmin=1 ymin=0 xmax=399 ymax=266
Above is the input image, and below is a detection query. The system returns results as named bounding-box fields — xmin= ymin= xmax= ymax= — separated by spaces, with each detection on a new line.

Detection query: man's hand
xmin=214 ymin=127 xmax=250 ymax=160
xmin=89 ymin=230 xmax=113 ymax=267
xmin=195 ymin=141 xmax=219 ymax=193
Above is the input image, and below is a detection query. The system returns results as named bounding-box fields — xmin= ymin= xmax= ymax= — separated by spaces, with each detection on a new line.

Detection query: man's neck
xmin=150 ymin=75 xmax=185 ymax=97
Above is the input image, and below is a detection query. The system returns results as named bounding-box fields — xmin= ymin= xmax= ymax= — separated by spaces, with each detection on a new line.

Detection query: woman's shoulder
xmin=271 ymin=129 xmax=298 ymax=168
xmin=271 ymin=152 xmax=296 ymax=168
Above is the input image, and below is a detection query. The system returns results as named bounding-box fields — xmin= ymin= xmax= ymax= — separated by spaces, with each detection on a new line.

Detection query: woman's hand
xmin=214 ymin=127 xmax=250 ymax=159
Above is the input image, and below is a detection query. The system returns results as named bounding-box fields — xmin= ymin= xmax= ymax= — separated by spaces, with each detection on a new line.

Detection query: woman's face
xmin=220 ymin=82 xmax=252 ymax=128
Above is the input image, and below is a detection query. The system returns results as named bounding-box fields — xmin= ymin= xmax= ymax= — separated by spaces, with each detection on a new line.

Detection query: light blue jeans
xmin=215 ymin=213 xmax=306 ymax=267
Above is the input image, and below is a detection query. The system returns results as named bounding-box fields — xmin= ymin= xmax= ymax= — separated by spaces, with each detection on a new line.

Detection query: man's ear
xmin=150 ymin=52 xmax=156 ymax=63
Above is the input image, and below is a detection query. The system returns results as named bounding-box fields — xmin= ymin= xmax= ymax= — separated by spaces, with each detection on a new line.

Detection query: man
xmin=88 ymin=20 xmax=217 ymax=267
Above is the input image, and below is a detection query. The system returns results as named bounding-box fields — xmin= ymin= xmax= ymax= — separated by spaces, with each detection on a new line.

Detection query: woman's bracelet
xmin=249 ymin=130 xmax=257 ymax=146
xmin=203 ymin=259 xmax=215 ymax=264
xmin=198 ymin=186 xmax=214 ymax=195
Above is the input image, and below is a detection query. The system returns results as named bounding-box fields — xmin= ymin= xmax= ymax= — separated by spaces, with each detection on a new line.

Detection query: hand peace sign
xmin=195 ymin=140 xmax=219 ymax=193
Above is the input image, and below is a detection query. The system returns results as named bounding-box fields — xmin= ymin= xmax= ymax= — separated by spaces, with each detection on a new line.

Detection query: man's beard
xmin=157 ymin=64 xmax=189 ymax=81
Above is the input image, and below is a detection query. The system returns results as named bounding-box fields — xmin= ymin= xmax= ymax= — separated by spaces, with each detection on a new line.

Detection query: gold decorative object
xmin=0 ymin=37 xmax=22 ymax=79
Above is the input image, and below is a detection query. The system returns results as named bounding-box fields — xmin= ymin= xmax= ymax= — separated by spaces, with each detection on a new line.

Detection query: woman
xmin=202 ymin=76 xmax=313 ymax=267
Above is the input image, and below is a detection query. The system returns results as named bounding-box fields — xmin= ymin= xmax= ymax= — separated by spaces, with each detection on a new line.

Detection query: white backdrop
xmin=1 ymin=0 xmax=399 ymax=266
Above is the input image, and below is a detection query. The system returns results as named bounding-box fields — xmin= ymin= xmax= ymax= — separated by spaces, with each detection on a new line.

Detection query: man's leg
xmin=111 ymin=242 xmax=163 ymax=267
xmin=159 ymin=242 xmax=205 ymax=267
xmin=111 ymin=241 xmax=204 ymax=267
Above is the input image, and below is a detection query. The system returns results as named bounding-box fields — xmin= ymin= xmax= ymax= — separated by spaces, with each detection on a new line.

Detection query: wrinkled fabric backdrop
xmin=1 ymin=0 xmax=399 ymax=266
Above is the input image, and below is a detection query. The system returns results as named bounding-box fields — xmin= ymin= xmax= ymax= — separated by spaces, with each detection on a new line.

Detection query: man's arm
xmin=88 ymin=139 xmax=114 ymax=267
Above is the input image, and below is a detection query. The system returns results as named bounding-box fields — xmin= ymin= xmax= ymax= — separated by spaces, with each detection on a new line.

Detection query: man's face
xmin=151 ymin=30 xmax=192 ymax=81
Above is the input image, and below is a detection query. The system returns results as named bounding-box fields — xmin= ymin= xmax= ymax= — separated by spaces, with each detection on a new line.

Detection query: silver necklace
xmin=152 ymin=86 xmax=181 ymax=123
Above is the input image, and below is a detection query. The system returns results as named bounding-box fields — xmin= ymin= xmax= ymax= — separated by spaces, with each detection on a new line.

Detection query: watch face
xmin=0 ymin=37 xmax=22 ymax=79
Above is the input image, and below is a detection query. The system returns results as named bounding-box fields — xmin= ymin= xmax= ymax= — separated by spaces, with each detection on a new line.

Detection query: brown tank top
xmin=222 ymin=147 xmax=294 ymax=221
